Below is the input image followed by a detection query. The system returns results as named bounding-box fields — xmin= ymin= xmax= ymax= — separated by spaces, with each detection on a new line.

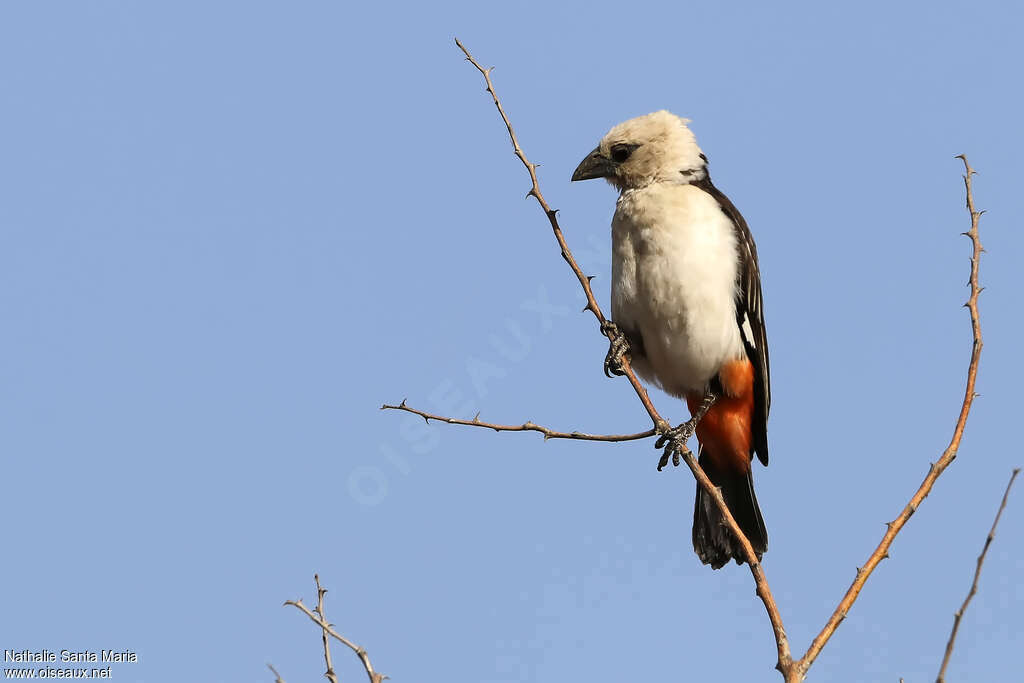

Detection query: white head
xmin=571 ymin=110 xmax=706 ymax=190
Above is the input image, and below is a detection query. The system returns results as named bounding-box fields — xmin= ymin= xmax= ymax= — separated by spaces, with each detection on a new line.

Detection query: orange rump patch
xmin=686 ymin=358 xmax=755 ymax=474
xmin=718 ymin=358 xmax=754 ymax=400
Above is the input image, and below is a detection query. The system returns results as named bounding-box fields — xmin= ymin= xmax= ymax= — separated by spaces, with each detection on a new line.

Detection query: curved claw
xmin=601 ymin=321 xmax=630 ymax=377
xmin=657 ymin=448 xmax=675 ymax=471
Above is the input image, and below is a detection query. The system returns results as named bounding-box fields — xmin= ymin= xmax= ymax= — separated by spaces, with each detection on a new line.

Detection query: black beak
xmin=571 ymin=146 xmax=615 ymax=182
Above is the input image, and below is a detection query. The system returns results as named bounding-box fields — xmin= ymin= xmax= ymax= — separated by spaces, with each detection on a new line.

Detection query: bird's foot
xmin=654 ymin=391 xmax=717 ymax=471
xmin=654 ymin=418 xmax=700 ymax=471
xmin=601 ymin=320 xmax=630 ymax=377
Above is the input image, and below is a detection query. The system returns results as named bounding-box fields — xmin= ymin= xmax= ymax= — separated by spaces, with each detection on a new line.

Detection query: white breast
xmin=611 ymin=183 xmax=745 ymax=397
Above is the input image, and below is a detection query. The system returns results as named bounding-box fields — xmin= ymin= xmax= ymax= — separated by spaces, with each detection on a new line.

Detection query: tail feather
xmin=692 ymin=447 xmax=768 ymax=569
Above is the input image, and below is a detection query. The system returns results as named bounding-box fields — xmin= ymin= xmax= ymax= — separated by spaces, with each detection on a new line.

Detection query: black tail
xmin=692 ymin=448 xmax=768 ymax=569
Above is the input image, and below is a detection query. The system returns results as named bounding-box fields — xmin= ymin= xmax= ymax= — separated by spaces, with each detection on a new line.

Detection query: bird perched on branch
xmin=571 ymin=111 xmax=770 ymax=569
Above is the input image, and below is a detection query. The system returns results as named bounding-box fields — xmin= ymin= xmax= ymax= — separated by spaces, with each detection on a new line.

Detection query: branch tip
xmin=287 ymin=576 xmax=383 ymax=683
xmin=937 ymin=469 xmax=1018 ymax=682
xmin=797 ymin=155 xmax=986 ymax=676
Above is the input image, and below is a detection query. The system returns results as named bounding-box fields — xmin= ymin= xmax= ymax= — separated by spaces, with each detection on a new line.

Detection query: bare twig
xmin=936 ymin=468 xmax=1019 ymax=682
xmin=792 ymin=155 xmax=986 ymax=678
xmin=452 ymin=37 xmax=795 ymax=678
xmin=285 ymin=576 xmax=386 ymax=683
xmin=314 ymin=575 xmax=339 ymax=683
xmin=382 ymin=400 xmax=656 ymax=442
xmin=442 ymin=41 xmax=990 ymax=682
xmin=267 ymin=663 xmax=286 ymax=683
xmin=453 ymin=37 xmax=666 ymax=433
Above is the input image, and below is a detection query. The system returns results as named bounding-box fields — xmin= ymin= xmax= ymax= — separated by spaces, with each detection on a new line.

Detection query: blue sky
xmin=2 ymin=1 xmax=1022 ymax=681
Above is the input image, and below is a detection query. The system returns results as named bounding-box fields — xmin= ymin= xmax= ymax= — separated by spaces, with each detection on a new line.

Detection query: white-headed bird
xmin=572 ymin=111 xmax=770 ymax=569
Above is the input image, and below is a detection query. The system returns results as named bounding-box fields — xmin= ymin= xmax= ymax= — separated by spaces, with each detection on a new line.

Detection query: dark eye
xmin=610 ymin=143 xmax=639 ymax=163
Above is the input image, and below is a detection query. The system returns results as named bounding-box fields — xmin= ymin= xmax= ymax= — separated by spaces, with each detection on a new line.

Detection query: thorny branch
xmin=936 ymin=468 xmax=1019 ymax=682
xmin=285 ymin=575 xmax=385 ymax=683
xmin=381 ymin=400 xmax=656 ymax=443
xmin=791 ymin=155 xmax=987 ymax=679
xmin=381 ymin=40 xmax=992 ymax=681
xmin=448 ymin=37 xmax=794 ymax=677
xmin=314 ymin=575 xmax=338 ymax=683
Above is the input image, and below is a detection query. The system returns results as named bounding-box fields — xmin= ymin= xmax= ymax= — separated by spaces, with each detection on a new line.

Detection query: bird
xmin=571 ymin=111 xmax=770 ymax=569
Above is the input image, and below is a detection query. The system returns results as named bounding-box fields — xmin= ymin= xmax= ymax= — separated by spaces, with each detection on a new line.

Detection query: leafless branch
xmin=267 ymin=663 xmax=286 ymax=683
xmin=314 ymin=575 xmax=338 ymax=683
xmin=791 ymin=155 xmax=986 ymax=678
xmin=427 ymin=40 xmax=993 ymax=682
xmin=382 ymin=400 xmax=656 ymax=442
xmin=451 ymin=38 xmax=666 ymax=432
xmin=936 ymin=468 xmax=1019 ymax=682
xmin=451 ymin=37 xmax=795 ymax=677
xmin=285 ymin=575 xmax=386 ymax=683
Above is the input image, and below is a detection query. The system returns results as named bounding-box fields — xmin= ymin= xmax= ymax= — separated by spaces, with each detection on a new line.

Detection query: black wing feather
xmin=691 ymin=172 xmax=771 ymax=466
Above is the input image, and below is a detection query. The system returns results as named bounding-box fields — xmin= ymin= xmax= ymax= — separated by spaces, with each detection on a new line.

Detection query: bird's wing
xmin=692 ymin=175 xmax=771 ymax=466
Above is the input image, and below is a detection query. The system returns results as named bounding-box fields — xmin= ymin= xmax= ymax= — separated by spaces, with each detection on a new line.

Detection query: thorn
xmin=582 ymin=304 xmax=591 ymax=313
xmin=978 ymin=209 xmax=987 ymax=216
xmin=586 ymin=275 xmax=595 ymax=283
xmin=400 ymin=398 xmax=408 ymax=408
xmin=473 ymin=412 xmax=481 ymax=422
